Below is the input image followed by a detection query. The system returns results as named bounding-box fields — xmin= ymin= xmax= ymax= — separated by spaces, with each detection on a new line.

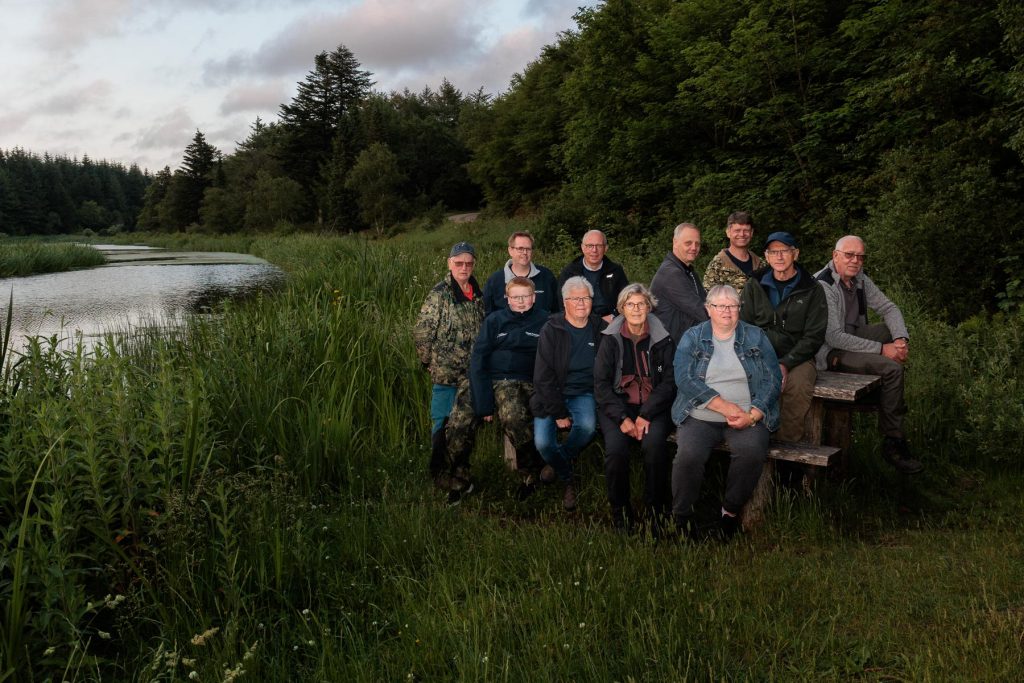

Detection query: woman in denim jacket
xmin=670 ymin=284 xmax=782 ymax=539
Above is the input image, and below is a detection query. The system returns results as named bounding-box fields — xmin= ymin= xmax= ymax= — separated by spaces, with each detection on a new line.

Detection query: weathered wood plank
xmin=813 ymin=370 xmax=881 ymax=402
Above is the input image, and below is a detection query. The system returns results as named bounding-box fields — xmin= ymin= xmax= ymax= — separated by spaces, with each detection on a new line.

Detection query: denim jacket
xmin=670 ymin=320 xmax=782 ymax=431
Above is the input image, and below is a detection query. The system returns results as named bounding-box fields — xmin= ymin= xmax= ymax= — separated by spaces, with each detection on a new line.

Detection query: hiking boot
xmin=539 ymin=465 xmax=557 ymax=484
xmin=562 ymin=483 xmax=577 ymax=511
xmin=717 ymin=513 xmax=740 ymax=541
xmin=882 ymin=437 xmax=924 ymax=475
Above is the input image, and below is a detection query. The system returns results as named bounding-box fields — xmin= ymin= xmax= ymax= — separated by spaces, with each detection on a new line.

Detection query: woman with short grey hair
xmin=594 ymin=282 xmax=676 ymax=533
xmin=670 ymin=284 xmax=781 ymax=540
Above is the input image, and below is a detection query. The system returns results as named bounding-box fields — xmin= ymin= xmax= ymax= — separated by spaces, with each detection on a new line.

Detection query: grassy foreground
xmin=1 ymin=223 xmax=1022 ymax=681
xmin=0 ymin=241 xmax=105 ymax=278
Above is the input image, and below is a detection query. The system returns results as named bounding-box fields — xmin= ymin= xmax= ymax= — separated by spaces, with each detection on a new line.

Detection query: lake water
xmin=0 ymin=244 xmax=286 ymax=350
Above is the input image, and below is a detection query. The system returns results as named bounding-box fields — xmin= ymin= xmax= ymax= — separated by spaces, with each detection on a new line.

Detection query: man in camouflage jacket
xmin=413 ymin=242 xmax=485 ymax=490
xmin=703 ymin=211 xmax=763 ymax=295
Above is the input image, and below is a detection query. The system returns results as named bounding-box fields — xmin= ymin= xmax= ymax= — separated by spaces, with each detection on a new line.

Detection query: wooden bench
xmin=499 ymin=370 xmax=882 ymax=527
xmin=742 ymin=370 xmax=881 ymax=529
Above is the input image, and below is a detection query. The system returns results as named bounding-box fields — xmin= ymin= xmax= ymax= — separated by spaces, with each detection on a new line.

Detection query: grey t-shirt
xmin=691 ymin=333 xmax=752 ymax=423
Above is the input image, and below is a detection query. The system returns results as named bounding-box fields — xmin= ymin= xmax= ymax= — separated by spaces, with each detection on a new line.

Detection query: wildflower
xmin=579 ymin=623 xmax=585 ymax=628
xmin=182 ymin=658 xmax=196 ymax=666
xmin=191 ymin=627 xmax=220 ymax=646
xmin=481 ymin=655 xmax=489 ymax=663
xmin=307 ymin=640 xmax=314 ymax=646
xmin=302 ymin=608 xmax=311 ymax=616
xmin=293 ymin=645 xmax=298 ymax=651
xmin=573 ymin=581 xmax=580 ymax=586
xmin=44 ymin=646 xmax=56 ymax=656
xmin=563 ymin=643 xmax=569 ymax=650
xmin=322 ymin=526 xmax=328 ymax=532
xmin=189 ymin=672 xmax=199 ymax=681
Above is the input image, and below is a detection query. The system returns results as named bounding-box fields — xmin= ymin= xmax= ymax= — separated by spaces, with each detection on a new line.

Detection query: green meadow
xmin=2 ymin=221 xmax=1022 ymax=681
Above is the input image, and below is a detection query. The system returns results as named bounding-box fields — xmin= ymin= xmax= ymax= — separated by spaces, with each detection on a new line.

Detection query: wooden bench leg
xmin=823 ymin=407 xmax=853 ymax=477
xmin=502 ymin=434 xmax=518 ymax=471
xmin=742 ymin=459 xmax=775 ymax=532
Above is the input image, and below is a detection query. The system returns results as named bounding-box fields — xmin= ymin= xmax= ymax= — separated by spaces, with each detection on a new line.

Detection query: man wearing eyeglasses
xmin=557 ymin=229 xmax=629 ymax=321
xmin=482 ymin=231 xmax=561 ymax=315
xmin=703 ymin=211 xmax=763 ymax=295
xmin=815 ymin=235 xmax=922 ymax=474
xmin=740 ymin=231 xmax=827 ymax=443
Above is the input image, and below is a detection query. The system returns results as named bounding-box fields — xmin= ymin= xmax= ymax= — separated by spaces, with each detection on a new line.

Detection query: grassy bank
xmin=0 ymin=241 xmax=105 ymax=278
xmin=2 ymin=225 xmax=1022 ymax=680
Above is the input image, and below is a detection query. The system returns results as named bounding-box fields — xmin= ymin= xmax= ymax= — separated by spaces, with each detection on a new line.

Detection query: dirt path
xmin=448 ymin=212 xmax=479 ymax=223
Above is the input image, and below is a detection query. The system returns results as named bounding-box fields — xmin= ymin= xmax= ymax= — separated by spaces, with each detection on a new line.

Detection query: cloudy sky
xmin=0 ymin=0 xmax=594 ymax=173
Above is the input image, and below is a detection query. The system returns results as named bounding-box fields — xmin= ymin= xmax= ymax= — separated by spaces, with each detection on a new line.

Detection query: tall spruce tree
xmin=278 ymin=45 xmax=373 ymax=224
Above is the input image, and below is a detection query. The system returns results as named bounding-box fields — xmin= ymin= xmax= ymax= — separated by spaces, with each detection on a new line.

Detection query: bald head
xmin=832 ymin=235 xmax=867 ymax=283
xmin=581 ymin=229 xmax=608 ymax=268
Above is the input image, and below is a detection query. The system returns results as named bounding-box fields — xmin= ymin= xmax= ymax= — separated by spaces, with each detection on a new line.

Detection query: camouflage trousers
xmin=446 ymin=379 xmax=536 ymax=472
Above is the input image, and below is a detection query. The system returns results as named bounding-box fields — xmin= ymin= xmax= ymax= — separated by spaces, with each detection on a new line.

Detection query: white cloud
xmin=39 ymin=0 xmax=133 ymax=52
xmin=37 ymin=80 xmax=115 ymax=115
xmin=135 ymin=107 xmax=196 ymax=152
xmin=219 ymin=82 xmax=288 ymax=115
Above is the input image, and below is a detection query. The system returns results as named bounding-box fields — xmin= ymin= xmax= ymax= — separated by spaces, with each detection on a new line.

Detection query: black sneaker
xmin=882 ymin=437 xmax=924 ymax=475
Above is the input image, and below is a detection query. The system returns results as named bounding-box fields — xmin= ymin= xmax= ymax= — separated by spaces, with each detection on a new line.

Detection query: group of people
xmin=414 ymin=213 xmax=920 ymax=539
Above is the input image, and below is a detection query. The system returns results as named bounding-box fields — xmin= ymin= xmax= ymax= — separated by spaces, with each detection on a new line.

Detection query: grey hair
xmin=706 ymin=284 xmax=740 ymax=305
xmin=616 ymin=282 xmax=658 ymax=312
xmin=581 ymin=229 xmax=607 ymax=245
xmin=673 ymin=222 xmax=699 ymax=238
xmin=834 ymin=235 xmax=865 ymax=251
xmin=561 ymin=276 xmax=594 ymax=298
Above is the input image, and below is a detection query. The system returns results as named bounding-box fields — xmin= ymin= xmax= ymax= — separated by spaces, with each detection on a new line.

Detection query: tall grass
xmin=0 ymin=226 xmax=1022 ymax=680
xmin=0 ymin=242 xmax=105 ymax=277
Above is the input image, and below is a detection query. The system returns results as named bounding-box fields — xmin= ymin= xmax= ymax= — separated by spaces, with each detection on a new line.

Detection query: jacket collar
xmin=503 ymin=259 xmax=540 ymax=282
xmin=603 ymin=313 xmax=670 ymax=345
xmin=447 ymin=273 xmax=481 ymax=301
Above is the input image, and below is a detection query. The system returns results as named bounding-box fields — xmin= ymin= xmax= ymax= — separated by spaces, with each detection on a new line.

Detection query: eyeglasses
xmin=507 ymin=294 xmax=535 ymax=302
xmin=510 ymin=246 xmax=533 ymax=253
xmin=623 ymin=301 xmax=649 ymax=310
xmin=707 ymin=303 xmax=741 ymax=312
xmin=766 ymin=248 xmax=795 ymax=257
xmin=582 ymin=243 xmax=606 ymax=250
xmin=837 ymin=250 xmax=867 ymax=262
xmin=450 ymin=260 xmax=475 ymax=268
xmin=565 ymin=296 xmax=592 ymax=304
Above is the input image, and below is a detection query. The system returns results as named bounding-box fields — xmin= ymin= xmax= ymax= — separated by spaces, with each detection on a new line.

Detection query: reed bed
xmin=0 ymin=241 xmax=106 ymax=278
xmin=1 ymin=226 xmax=1022 ymax=681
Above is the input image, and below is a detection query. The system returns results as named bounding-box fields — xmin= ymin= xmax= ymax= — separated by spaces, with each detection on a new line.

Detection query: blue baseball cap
xmin=764 ymin=231 xmax=798 ymax=249
xmin=449 ymin=242 xmax=476 ymax=258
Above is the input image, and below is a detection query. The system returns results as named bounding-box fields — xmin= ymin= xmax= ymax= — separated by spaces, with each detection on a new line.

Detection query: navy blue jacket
xmin=469 ymin=305 xmax=549 ymax=416
xmin=482 ymin=262 xmax=561 ymax=315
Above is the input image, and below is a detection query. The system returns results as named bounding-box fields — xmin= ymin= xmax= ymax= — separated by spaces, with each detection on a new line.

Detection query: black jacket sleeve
xmin=530 ymin=323 xmax=569 ymax=419
xmin=594 ymin=335 xmax=628 ymax=423
xmin=638 ymin=338 xmax=676 ymax=420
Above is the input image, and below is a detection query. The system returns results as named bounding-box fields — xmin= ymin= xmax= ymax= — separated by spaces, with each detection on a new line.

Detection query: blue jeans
xmin=533 ymin=394 xmax=597 ymax=481
xmin=430 ymin=384 xmax=458 ymax=434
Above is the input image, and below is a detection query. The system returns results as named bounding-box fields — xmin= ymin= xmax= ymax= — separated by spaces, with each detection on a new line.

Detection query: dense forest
xmin=0 ymin=150 xmax=148 ymax=236
xmin=4 ymin=0 xmax=1024 ymax=319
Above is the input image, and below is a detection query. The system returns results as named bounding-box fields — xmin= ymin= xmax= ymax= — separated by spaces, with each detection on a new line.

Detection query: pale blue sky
xmin=0 ymin=0 xmax=595 ymax=172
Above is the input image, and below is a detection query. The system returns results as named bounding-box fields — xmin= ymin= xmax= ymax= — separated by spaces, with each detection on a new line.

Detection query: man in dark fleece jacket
xmin=557 ymin=229 xmax=628 ymax=321
xmin=650 ymin=222 xmax=708 ymax=344
xmin=740 ymin=231 xmax=826 ymax=442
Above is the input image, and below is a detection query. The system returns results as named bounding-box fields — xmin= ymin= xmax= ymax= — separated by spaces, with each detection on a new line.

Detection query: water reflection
xmin=0 ymin=245 xmax=285 ymax=350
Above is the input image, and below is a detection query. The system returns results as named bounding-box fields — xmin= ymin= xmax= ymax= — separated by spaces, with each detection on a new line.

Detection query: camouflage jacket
xmin=413 ymin=274 xmax=485 ymax=385
xmin=702 ymin=249 xmax=763 ymax=294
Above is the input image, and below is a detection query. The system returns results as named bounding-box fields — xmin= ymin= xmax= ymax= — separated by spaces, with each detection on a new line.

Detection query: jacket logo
xmin=588 ymin=342 xmax=595 ymax=347
xmin=497 ymin=332 xmax=508 ymax=338
xmin=656 ymin=365 xmax=663 ymax=372
xmin=526 ymin=332 xmax=540 ymax=337
xmin=605 ymin=274 xmax=613 ymax=278
xmin=535 ymin=290 xmax=545 ymax=294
